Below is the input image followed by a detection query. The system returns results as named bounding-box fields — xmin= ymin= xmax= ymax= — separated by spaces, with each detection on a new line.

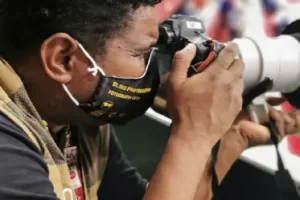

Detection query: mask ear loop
xmin=62 ymin=84 xmax=80 ymax=106
xmin=77 ymin=43 xmax=106 ymax=76
xmin=62 ymin=42 xmax=106 ymax=106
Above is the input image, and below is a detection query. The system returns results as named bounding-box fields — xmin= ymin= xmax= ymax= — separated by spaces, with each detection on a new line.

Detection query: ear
xmin=40 ymin=33 xmax=78 ymax=84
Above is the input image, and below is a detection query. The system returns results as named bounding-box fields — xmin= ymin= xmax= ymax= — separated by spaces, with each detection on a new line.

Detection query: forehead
xmin=112 ymin=6 xmax=159 ymax=49
xmin=129 ymin=7 xmax=159 ymax=41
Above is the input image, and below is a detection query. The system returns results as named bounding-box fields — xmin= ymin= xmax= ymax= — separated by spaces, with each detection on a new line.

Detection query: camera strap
xmin=264 ymin=120 xmax=300 ymax=200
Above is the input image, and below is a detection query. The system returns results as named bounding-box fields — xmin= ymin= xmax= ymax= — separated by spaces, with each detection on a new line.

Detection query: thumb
xmin=239 ymin=121 xmax=271 ymax=146
xmin=169 ymin=43 xmax=196 ymax=89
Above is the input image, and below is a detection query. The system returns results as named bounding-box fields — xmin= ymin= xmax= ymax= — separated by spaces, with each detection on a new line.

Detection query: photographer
xmin=0 ymin=1 xmax=297 ymax=200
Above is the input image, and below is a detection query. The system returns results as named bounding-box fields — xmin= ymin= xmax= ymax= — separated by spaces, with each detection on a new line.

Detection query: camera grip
xmin=187 ymin=41 xmax=225 ymax=77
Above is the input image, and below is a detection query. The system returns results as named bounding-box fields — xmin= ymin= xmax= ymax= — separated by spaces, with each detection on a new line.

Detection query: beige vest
xmin=0 ymin=58 xmax=111 ymax=200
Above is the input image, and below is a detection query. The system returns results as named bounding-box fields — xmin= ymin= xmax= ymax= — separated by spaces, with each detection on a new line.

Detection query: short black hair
xmin=0 ymin=0 xmax=161 ymax=61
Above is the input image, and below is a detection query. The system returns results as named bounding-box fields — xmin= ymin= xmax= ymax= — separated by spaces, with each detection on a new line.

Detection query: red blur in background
xmin=156 ymin=0 xmax=184 ymax=23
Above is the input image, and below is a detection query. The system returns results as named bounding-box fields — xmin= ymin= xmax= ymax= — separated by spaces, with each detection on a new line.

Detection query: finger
xmin=160 ymin=72 xmax=170 ymax=85
xmin=206 ymin=42 xmax=239 ymax=73
xmin=235 ymin=78 xmax=244 ymax=103
xmin=288 ymin=111 xmax=300 ymax=132
xmin=266 ymin=97 xmax=286 ymax=106
xmin=294 ymin=111 xmax=300 ymax=129
xmin=227 ymin=58 xmax=245 ymax=80
xmin=282 ymin=112 xmax=296 ymax=135
xmin=169 ymin=43 xmax=197 ymax=90
xmin=239 ymin=121 xmax=271 ymax=146
xmin=268 ymin=106 xmax=285 ymax=139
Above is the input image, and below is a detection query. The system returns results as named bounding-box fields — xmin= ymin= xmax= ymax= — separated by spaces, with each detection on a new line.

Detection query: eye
xmin=133 ymin=51 xmax=151 ymax=61
xmin=133 ymin=52 xmax=150 ymax=60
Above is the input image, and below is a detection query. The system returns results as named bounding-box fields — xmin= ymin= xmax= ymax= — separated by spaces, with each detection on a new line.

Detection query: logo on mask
xmin=108 ymin=112 xmax=117 ymax=118
xmin=102 ymin=101 xmax=114 ymax=111
xmin=89 ymin=110 xmax=107 ymax=118
xmin=88 ymin=101 xmax=114 ymax=118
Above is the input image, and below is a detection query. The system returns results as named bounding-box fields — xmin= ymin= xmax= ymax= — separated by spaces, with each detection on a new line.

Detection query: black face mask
xmin=63 ymin=43 xmax=160 ymax=124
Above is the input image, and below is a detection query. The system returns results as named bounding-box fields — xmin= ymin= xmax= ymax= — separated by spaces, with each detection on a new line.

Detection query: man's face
xmin=25 ymin=6 xmax=159 ymax=125
xmin=97 ymin=7 xmax=159 ymax=77
xmin=70 ymin=6 xmax=159 ymax=103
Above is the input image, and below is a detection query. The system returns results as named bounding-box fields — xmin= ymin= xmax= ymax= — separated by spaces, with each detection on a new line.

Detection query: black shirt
xmin=0 ymin=113 xmax=147 ymax=200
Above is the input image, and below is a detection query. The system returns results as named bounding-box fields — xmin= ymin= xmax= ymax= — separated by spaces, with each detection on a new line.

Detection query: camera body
xmin=156 ymin=15 xmax=224 ymax=77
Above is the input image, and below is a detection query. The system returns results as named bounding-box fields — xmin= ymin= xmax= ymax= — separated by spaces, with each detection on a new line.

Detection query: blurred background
xmin=115 ymin=0 xmax=300 ymax=199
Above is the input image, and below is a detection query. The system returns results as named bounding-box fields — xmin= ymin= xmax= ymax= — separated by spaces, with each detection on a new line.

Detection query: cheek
xmin=80 ymin=75 xmax=100 ymax=102
xmin=100 ymin=55 xmax=145 ymax=77
xmin=69 ymin=72 xmax=100 ymax=103
xmin=67 ymin=56 xmax=101 ymax=102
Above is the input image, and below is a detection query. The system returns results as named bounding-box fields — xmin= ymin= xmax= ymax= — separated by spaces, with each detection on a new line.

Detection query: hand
xmin=267 ymin=97 xmax=300 ymax=140
xmin=194 ymin=104 xmax=300 ymax=200
xmin=167 ymin=42 xmax=244 ymax=145
xmin=233 ymin=105 xmax=300 ymax=147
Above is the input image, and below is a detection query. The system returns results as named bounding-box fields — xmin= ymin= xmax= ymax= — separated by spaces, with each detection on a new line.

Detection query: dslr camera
xmin=156 ymin=14 xmax=225 ymax=77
